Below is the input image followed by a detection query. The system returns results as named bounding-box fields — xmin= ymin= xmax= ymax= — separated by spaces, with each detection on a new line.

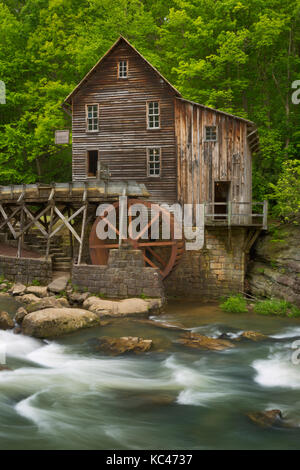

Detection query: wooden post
xmin=227 ymin=201 xmax=232 ymax=227
xmin=46 ymin=203 xmax=54 ymax=260
xmin=67 ymin=205 xmax=74 ymax=259
xmin=77 ymin=183 xmax=88 ymax=265
xmin=46 ymin=186 xmax=55 ymax=260
xmin=17 ymin=204 xmax=24 ymax=259
xmin=263 ymin=200 xmax=268 ymax=230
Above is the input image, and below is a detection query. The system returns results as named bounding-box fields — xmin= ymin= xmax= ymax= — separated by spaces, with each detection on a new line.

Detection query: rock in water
xmin=247 ymin=410 xmax=283 ymax=428
xmin=15 ymin=307 xmax=28 ymax=324
xmin=92 ymin=336 xmax=153 ymax=355
xmin=177 ymin=332 xmax=235 ymax=351
xmin=22 ymin=308 xmax=100 ymax=338
xmin=241 ymin=331 xmax=267 ymax=341
xmin=0 ymin=365 xmax=12 ymax=371
xmin=0 ymin=311 xmax=14 ymax=330
xmin=83 ymin=297 xmax=150 ymax=317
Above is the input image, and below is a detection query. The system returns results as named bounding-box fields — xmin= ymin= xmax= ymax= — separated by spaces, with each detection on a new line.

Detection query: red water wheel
xmin=89 ymin=199 xmax=185 ymax=279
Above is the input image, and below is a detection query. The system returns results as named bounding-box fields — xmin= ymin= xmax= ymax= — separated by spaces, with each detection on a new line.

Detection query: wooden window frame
xmin=86 ymin=104 xmax=99 ymax=133
xmin=86 ymin=149 xmax=99 ymax=178
xmin=146 ymin=101 xmax=160 ymax=130
xmin=204 ymin=125 xmax=218 ymax=142
xmin=118 ymin=60 xmax=128 ymax=79
xmin=147 ymin=147 xmax=162 ymax=177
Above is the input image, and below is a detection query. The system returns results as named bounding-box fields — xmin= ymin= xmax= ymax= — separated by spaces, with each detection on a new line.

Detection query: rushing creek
xmin=0 ymin=295 xmax=300 ymax=450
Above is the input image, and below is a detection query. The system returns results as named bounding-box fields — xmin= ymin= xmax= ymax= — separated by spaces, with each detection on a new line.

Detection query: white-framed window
xmin=147 ymin=148 xmax=161 ymax=177
xmin=86 ymin=104 xmax=99 ymax=132
xmin=147 ymin=101 xmax=160 ymax=129
xmin=118 ymin=60 xmax=128 ymax=78
xmin=205 ymin=125 xmax=217 ymax=141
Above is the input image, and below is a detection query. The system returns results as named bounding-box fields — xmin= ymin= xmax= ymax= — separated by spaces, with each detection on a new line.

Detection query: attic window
xmin=147 ymin=101 xmax=160 ymax=129
xmin=86 ymin=104 xmax=99 ymax=132
xmin=205 ymin=126 xmax=217 ymax=142
xmin=118 ymin=60 xmax=128 ymax=78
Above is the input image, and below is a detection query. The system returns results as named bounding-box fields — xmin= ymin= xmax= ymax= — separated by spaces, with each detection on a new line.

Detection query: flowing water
xmin=0 ymin=295 xmax=300 ymax=450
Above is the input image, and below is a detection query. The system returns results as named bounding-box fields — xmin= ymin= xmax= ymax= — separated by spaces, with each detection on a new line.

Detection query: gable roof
xmin=62 ymin=36 xmax=259 ymax=152
xmin=63 ymin=35 xmax=182 ymax=105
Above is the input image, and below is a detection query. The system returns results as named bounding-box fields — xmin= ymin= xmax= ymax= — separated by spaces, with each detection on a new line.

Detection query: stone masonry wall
xmin=0 ymin=256 xmax=52 ymax=285
xmin=164 ymin=227 xmax=246 ymax=300
xmin=72 ymin=246 xmax=164 ymax=299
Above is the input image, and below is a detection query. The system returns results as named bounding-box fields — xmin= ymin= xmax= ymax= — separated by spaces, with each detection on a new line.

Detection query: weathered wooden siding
xmin=175 ymin=99 xmax=252 ymax=218
xmin=72 ymin=39 xmax=177 ymax=205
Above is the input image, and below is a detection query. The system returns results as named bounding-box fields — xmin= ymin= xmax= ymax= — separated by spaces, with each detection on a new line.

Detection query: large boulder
xmin=177 ymin=332 xmax=235 ymax=351
xmin=22 ymin=308 xmax=100 ymax=338
xmin=26 ymin=296 xmax=69 ymax=313
xmin=83 ymin=297 xmax=150 ymax=318
xmin=26 ymin=286 xmax=48 ymax=298
xmin=48 ymin=276 xmax=69 ymax=294
xmin=92 ymin=336 xmax=153 ymax=356
xmin=0 ymin=311 xmax=14 ymax=330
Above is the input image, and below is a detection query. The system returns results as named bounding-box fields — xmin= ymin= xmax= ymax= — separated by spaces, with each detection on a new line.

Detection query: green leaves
xmin=0 ymin=0 xmax=299 ymax=214
xmin=158 ymin=0 xmax=300 ymax=207
xmin=0 ymin=0 xmax=158 ymax=184
xmin=269 ymin=160 xmax=300 ymax=221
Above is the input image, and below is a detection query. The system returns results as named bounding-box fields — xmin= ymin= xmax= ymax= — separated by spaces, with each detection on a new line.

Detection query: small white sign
xmin=55 ymin=130 xmax=70 ymax=145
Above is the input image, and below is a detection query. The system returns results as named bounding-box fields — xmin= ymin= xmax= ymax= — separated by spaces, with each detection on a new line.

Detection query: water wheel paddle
xmin=89 ymin=199 xmax=184 ymax=279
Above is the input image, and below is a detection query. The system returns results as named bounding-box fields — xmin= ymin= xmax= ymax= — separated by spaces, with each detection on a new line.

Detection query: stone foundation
xmin=0 ymin=256 xmax=52 ymax=285
xmin=72 ymin=246 xmax=164 ymax=299
xmin=164 ymin=227 xmax=246 ymax=300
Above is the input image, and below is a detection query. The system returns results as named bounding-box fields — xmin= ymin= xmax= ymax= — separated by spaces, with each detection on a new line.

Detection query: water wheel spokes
xmin=89 ymin=199 xmax=185 ymax=279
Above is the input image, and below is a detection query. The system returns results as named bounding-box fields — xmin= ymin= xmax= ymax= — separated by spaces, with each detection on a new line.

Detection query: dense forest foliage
xmin=0 ymin=0 xmax=299 ymax=218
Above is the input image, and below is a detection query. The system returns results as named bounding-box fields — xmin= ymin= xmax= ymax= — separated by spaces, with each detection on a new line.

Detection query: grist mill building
xmin=0 ymin=36 xmax=267 ymax=300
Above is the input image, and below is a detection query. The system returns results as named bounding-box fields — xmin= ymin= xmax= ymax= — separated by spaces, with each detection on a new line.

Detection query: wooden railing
xmin=204 ymin=201 xmax=268 ymax=229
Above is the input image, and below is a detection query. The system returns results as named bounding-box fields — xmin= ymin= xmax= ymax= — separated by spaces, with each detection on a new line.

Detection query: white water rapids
xmin=0 ymin=299 xmax=300 ymax=449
